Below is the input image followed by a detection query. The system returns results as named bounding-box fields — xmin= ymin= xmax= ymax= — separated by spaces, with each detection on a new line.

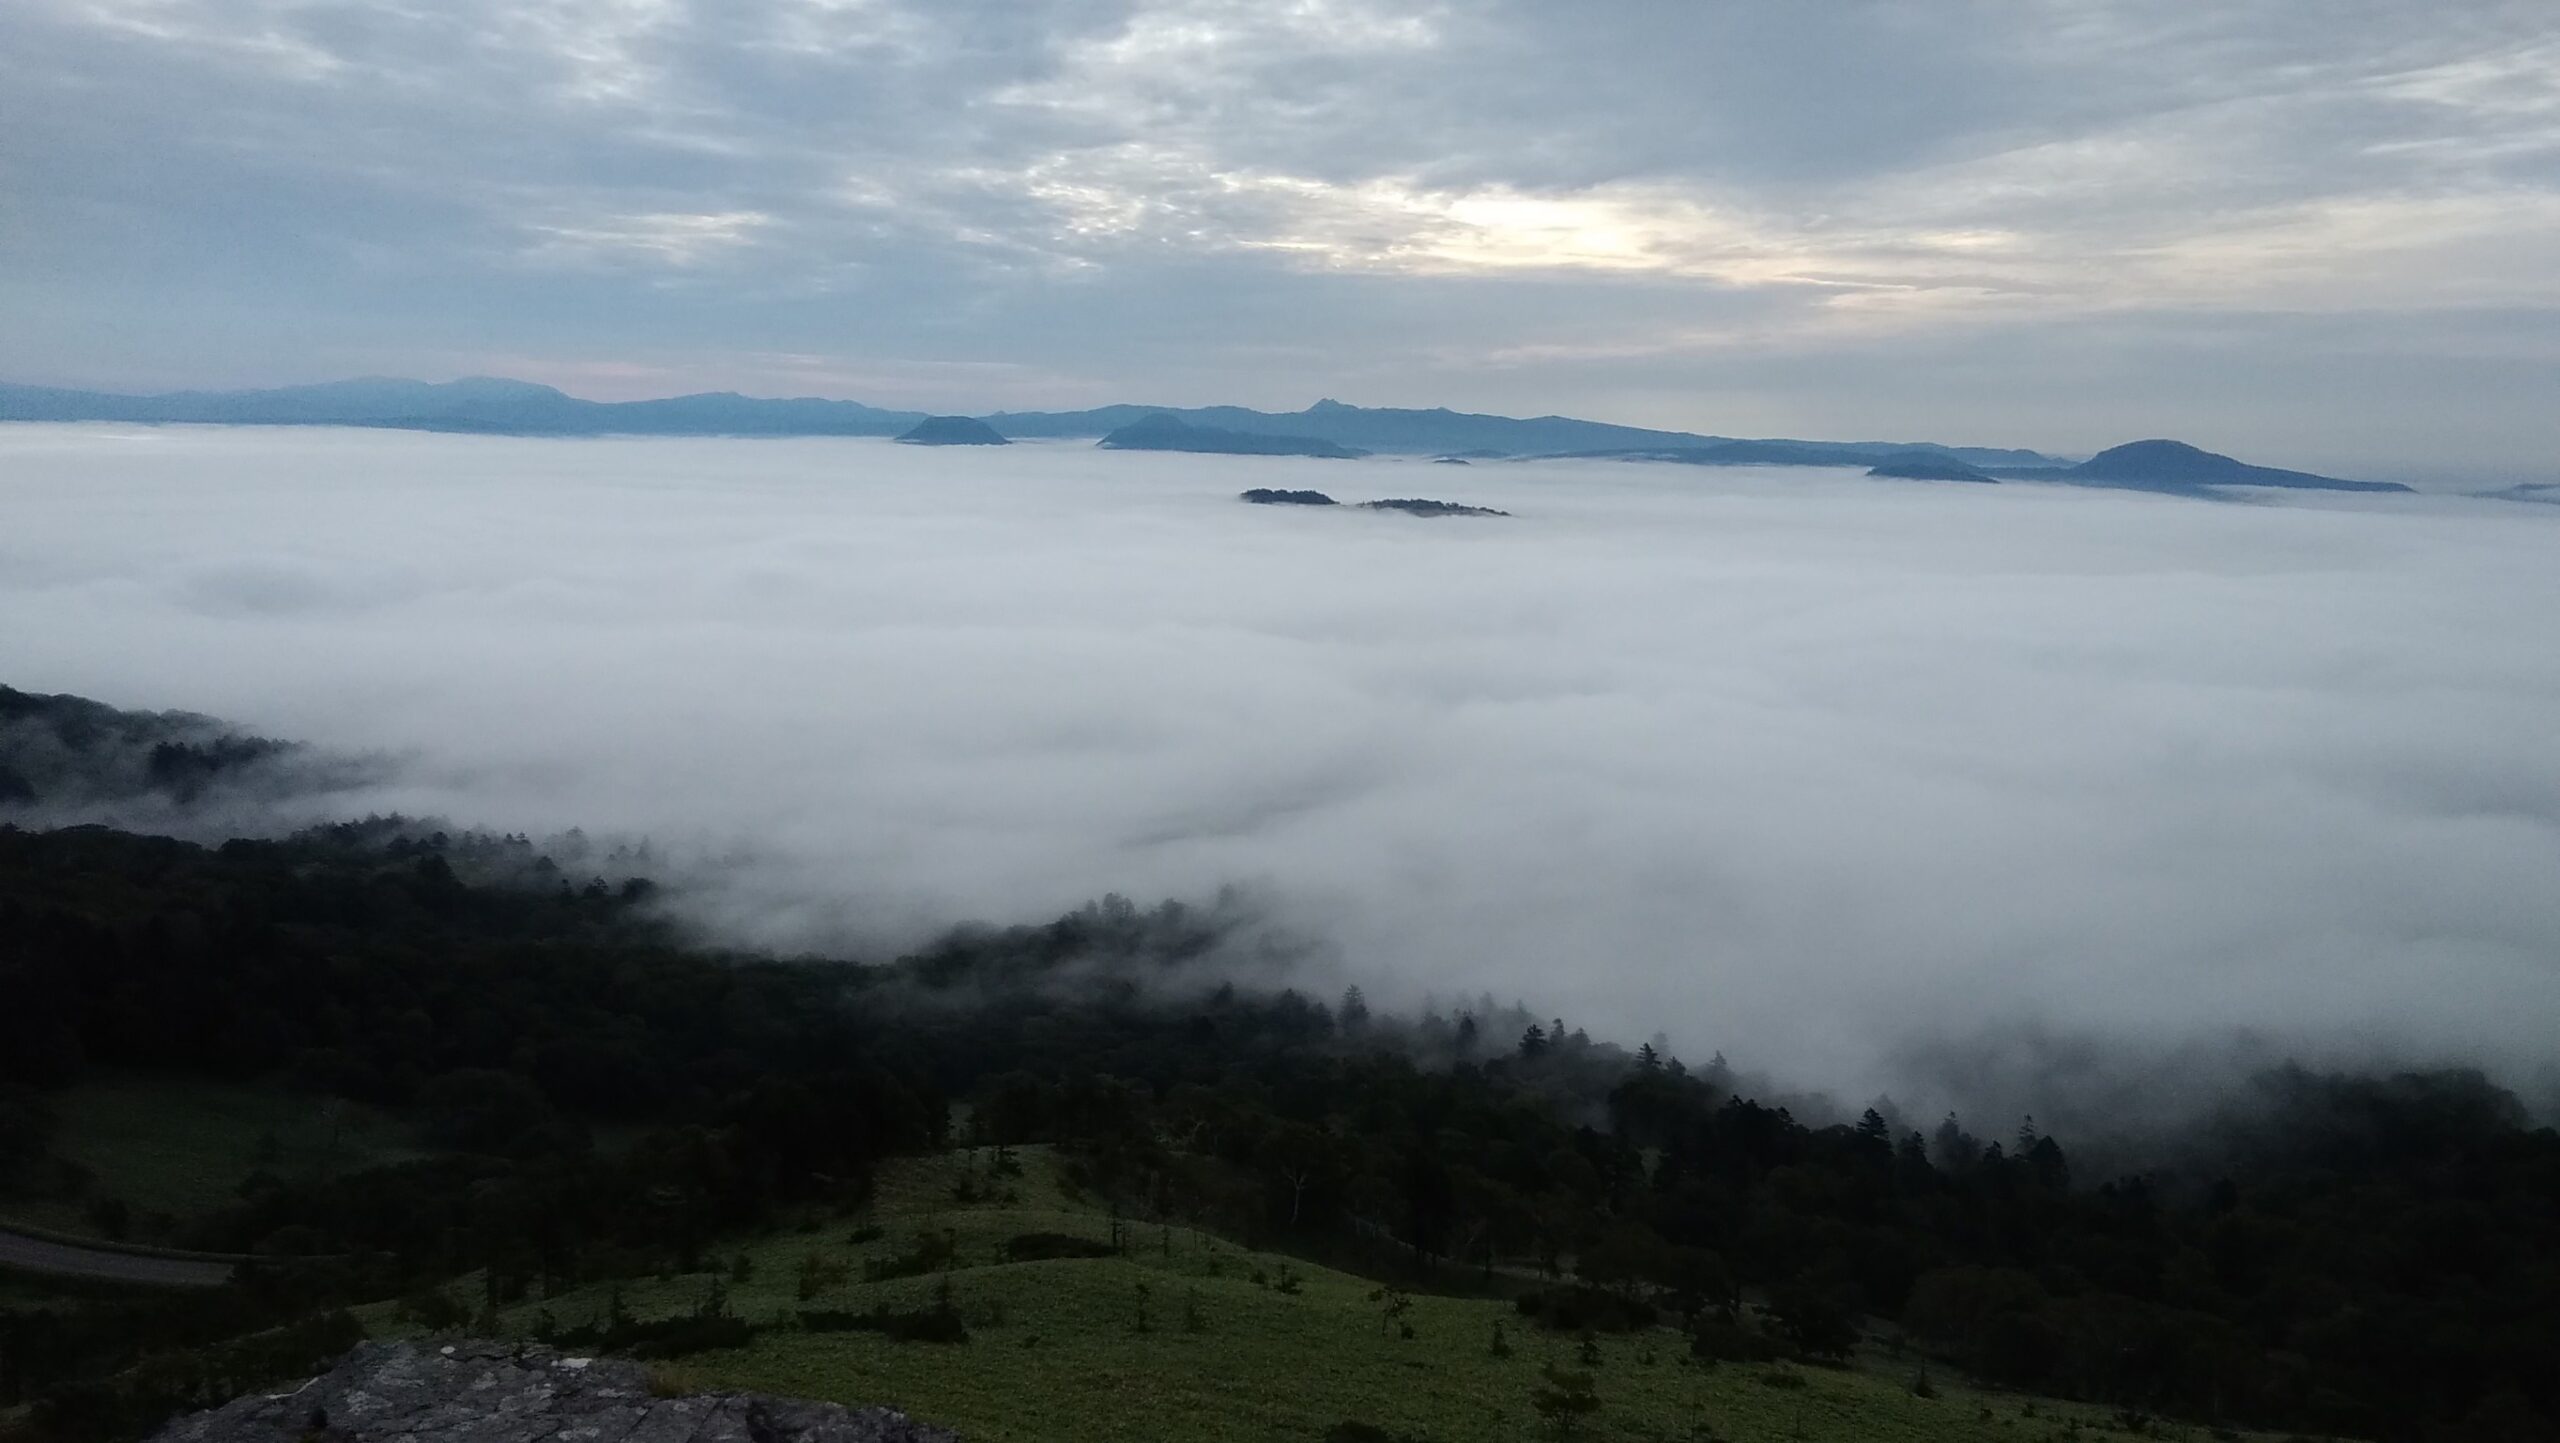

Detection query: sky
xmin=3 ymin=1 xmax=2558 ymax=481
xmin=6 ymin=425 xmax=2557 ymax=1128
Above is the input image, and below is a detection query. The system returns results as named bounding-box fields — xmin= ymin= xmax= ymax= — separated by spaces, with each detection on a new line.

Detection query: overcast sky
xmin=4 ymin=1 xmax=2557 ymax=477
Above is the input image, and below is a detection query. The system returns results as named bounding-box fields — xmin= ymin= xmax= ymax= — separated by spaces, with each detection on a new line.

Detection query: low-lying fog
xmin=5 ymin=424 xmax=2556 ymax=1122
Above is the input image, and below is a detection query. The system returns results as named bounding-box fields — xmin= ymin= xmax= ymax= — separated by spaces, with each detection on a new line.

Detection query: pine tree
xmin=1339 ymin=986 xmax=1371 ymax=1031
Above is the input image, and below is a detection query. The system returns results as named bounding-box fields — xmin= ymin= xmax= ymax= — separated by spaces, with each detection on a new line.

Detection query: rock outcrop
xmin=149 ymin=1341 xmax=958 ymax=1443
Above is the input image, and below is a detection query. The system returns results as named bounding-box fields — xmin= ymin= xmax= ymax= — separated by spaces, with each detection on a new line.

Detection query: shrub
xmin=1531 ymin=1364 xmax=1601 ymax=1436
xmin=1003 ymin=1232 xmax=1118 ymax=1262
xmin=1766 ymin=1281 xmax=1860 ymax=1362
xmin=798 ymin=1306 xmax=969 ymax=1344
xmin=1515 ymin=1285 xmax=1658 ymax=1334
xmin=598 ymin=1314 xmax=759 ymax=1360
xmin=29 ymin=1310 xmax=365 ymax=1443
xmin=863 ymin=1232 xmax=957 ymax=1282
xmin=795 ymin=1251 xmax=850 ymax=1300
xmin=395 ymin=1288 xmax=469 ymax=1331
xmin=1688 ymin=1315 xmax=1782 ymax=1364
xmin=645 ymin=1363 xmax=709 ymax=1398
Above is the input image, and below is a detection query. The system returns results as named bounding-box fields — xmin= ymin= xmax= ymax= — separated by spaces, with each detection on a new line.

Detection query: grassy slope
xmin=1 ymin=1073 xmax=421 ymax=1241
xmin=432 ymin=1149 xmax=2289 ymax=1443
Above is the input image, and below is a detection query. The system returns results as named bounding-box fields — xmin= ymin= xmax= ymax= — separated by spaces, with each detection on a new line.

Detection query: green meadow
xmin=0 ymin=1072 xmax=421 ymax=1243
xmin=410 ymin=1148 xmax=2294 ymax=1443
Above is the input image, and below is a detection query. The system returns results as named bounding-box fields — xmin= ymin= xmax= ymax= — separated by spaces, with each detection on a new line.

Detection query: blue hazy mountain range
xmin=1098 ymin=413 xmax=1363 ymax=458
xmin=0 ymin=376 xmax=2052 ymax=466
xmin=0 ymin=377 xmax=2412 ymax=492
xmin=0 ymin=377 xmax=921 ymax=437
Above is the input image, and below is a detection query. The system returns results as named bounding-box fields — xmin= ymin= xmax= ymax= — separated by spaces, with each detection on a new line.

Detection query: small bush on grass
xmin=796 ymin=1250 xmax=850 ymax=1300
xmin=798 ymin=1306 xmax=969 ymax=1344
xmin=1688 ymin=1315 xmax=1783 ymax=1364
xmin=1514 ymin=1285 xmax=1657 ymax=1334
xmin=1003 ymin=1232 xmax=1117 ymax=1262
xmin=864 ymin=1232 xmax=957 ymax=1282
xmin=554 ymin=1313 xmax=761 ymax=1360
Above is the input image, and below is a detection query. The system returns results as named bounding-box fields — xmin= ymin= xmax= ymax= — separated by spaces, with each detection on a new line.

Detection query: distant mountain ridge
xmin=9 ymin=378 xmax=2419 ymax=493
xmin=0 ymin=376 xmax=2057 ymax=464
xmin=0 ymin=376 xmax=927 ymax=436
xmin=1098 ymin=413 xmax=1362 ymax=458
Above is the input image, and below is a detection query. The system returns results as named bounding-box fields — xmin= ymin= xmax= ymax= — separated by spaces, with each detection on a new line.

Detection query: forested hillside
xmin=0 ymin=815 xmax=2552 ymax=1441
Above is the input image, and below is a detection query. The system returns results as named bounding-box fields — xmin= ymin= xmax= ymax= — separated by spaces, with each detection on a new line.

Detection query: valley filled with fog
xmin=5 ymin=423 xmax=2555 ymax=1120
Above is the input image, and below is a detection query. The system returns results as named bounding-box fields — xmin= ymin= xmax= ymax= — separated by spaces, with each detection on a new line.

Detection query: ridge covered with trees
xmin=0 ymin=821 xmax=2550 ymax=1440
xmin=0 ymin=691 xmax=2552 ymax=1441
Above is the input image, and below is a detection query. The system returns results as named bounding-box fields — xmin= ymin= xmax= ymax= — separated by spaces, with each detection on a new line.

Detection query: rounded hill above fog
xmin=2067 ymin=439 xmax=2408 ymax=493
xmin=896 ymin=416 xmax=1010 ymax=446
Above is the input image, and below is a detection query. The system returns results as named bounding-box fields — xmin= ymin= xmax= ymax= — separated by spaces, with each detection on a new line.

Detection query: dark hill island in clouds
xmin=2065 ymin=440 xmax=2411 ymax=495
xmin=896 ymin=415 xmax=1010 ymax=446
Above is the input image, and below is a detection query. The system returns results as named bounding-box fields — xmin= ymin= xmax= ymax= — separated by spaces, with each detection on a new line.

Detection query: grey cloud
xmin=4 ymin=425 xmax=2557 ymax=1112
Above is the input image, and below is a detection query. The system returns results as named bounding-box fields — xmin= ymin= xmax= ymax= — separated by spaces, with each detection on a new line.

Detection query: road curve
xmin=0 ymin=1226 xmax=237 ymax=1287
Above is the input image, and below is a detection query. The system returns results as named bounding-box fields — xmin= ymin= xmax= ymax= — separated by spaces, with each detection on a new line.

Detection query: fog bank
xmin=4 ymin=424 xmax=2556 ymax=1115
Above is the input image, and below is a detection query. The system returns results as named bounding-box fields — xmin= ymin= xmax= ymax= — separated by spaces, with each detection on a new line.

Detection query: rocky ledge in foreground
xmin=150 ymin=1340 xmax=958 ymax=1443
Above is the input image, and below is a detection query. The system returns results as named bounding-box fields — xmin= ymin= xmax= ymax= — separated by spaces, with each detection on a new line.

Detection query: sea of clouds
xmin=4 ymin=423 xmax=2556 ymax=1123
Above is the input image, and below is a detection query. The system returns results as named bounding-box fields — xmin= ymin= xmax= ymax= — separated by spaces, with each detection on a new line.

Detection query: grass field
xmin=422 ymin=1148 xmax=2288 ymax=1443
xmin=0 ymin=1072 xmax=422 ymax=1242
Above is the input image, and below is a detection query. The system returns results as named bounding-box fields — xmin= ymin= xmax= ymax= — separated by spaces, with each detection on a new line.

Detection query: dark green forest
xmin=1 ymin=683 xmax=2555 ymax=1442
xmin=0 ymin=818 xmax=2551 ymax=1442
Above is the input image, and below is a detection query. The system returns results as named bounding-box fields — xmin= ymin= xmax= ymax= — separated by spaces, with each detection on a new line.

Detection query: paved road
xmin=0 ymin=1227 xmax=237 ymax=1287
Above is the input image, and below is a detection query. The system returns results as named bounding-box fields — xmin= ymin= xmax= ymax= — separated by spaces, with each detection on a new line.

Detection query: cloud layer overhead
xmin=3 ymin=2 xmax=2557 ymax=479
xmin=6 ymin=426 xmax=2557 ymax=1115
